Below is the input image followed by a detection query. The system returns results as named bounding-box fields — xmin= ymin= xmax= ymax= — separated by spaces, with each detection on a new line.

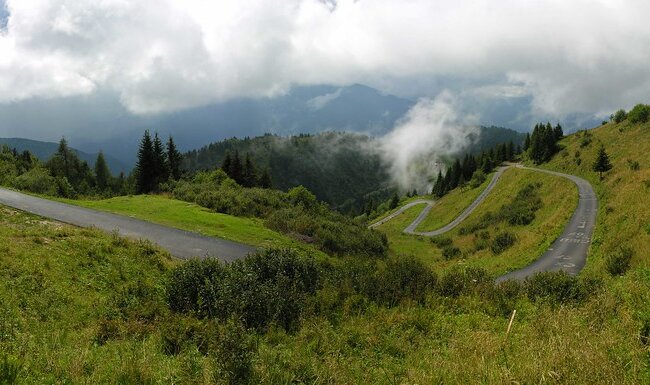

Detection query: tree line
xmin=431 ymin=141 xmax=521 ymax=198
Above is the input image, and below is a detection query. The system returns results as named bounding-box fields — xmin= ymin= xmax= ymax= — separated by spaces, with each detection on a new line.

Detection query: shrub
xmin=498 ymin=183 xmax=542 ymax=225
xmin=605 ymin=247 xmax=633 ymax=276
xmin=167 ymin=249 xmax=321 ymax=332
xmin=627 ymin=159 xmax=641 ymax=171
xmin=613 ymin=109 xmax=627 ymax=123
xmin=0 ymin=355 xmax=21 ymax=385
xmin=430 ymin=237 xmax=453 ymax=248
xmin=491 ymin=232 xmax=516 ymax=254
xmin=437 ymin=267 xmax=490 ymax=297
xmin=12 ymin=167 xmax=57 ymax=195
xmin=524 ymin=271 xmax=596 ymax=305
xmin=469 ymin=170 xmax=487 ymax=188
xmin=628 ymin=104 xmax=650 ymax=124
xmin=56 ymin=177 xmax=77 ymax=198
xmin=442 ymin=246 xmax=461 ymax=260
xmin=488 ymin=279 xmax=524 ymax=317
xmin=214 ymin=318 xmax=257 ymax=385
xmin=370 ymin=257 xmax=437 ymax=306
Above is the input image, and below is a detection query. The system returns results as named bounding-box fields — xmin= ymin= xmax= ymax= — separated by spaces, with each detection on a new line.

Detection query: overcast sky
xmin=1 ymin=0 xmax=649 ymax=139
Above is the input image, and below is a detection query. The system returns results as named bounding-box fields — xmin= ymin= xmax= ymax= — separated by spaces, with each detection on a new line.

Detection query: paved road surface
xmin=406 ymin=166 xmax=510 ymax=236
xmin=370 ymin=165 xmax=597 ymax=280
xmin=0 ymin=187 xmax=256 ymax=261
xmin=495 ymin=166 xmax=597 ymax=282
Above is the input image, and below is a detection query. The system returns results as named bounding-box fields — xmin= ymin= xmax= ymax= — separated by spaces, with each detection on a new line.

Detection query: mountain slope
xmin=0 ymin=137 xmax=127 ymax=174
xmin=539 ymin=119 xmax=650 ymax=273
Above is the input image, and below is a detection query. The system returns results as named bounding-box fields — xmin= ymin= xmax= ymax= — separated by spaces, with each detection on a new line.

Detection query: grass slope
xmin=59 ymin=194 xmax=328 ymax=259
xmin=416 ymin=174 xmax=492 ymax=232
xmin=3 ymin=205 xmax=650 ymax=384
xmin=375 ymin=168 xmax=577 ymax=275
xmin=538 ymin=120 xmax=650 ymax=273
xmin=445 ymin=167 xmax=577 ymax=275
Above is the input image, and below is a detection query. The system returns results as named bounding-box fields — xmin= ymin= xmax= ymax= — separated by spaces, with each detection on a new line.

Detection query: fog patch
xmin=378 ymin=91 xmax=478 ymax=192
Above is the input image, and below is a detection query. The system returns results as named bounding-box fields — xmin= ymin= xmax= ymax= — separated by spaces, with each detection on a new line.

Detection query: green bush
xmin=469 ymin=170 xmax=487 ymax=188
xmin=369 ymin=257 xmax=437 ymax=306
xmin=488 ymin=279 xmax=524 ymax=316
xmin=524 ymin=272 xmax=597 ymax=305
xmin=613 ymin=109 xmax=627 ymax=123
xmin=628 ymin=104 xmax=650 ymax=124
xmin=491 ymin=232 xmax=516 ymax=254
xmin=0 ymin=355 xmax=21 ymax=385
xmin=12 ymin=167 xmax=57 ymax=195
xmin=430 ymin=237 xmax=453 ymax=248
xmin=214 ymin=318 xmax=257 ymax=385
xmin=167 ymin=249 xmax=321 ymax=332
xmin=437 ymin=267 xmax=490 ymax=297
xmin=442 ymin=246 xmax=461 ymax=260
xmin=498 ymin=183 xmax=542 ymax=225
xmin=56 ymin=177 xmax=77 ymax=198
xmin=605 ymin=247 xmax=633 ymax=276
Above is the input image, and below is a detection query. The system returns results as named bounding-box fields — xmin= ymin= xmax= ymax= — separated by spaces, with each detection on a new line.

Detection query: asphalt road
xmin=0 ymin=187 xmax=256 ymax=261
xmin=406 ymin=166 xmax=510 ymax=236
xmin=495 ymin=166 xmax=597 ymax=282
xmin=370 ymin=165 xmax=597 ymax=281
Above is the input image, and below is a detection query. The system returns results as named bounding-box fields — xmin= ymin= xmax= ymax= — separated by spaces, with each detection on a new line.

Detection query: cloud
xmin=0 ymin=0 xmax=649 ymax=118
xmin=378 ymin=92 xmax=478 ymax=191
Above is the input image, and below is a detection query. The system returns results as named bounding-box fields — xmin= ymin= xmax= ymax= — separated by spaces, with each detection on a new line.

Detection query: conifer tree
xmin=166 ymin=136 xmax=183 ymax=180
xmin=592 ymin=146 xmax=613 ymax=180
xmin=135 ymin=130 xmax=156 ymax=193
xmin=230 ymin=150 xmax=243 ymax=184
xmin=153 ymin=133 xmax=168 ymax=183
xmin=259 ymin=168 xmax=272 ymax=189
xmin=523 ymin=133 xmax=531 ymax=151
xmin=242 ymin=153 xmax=258 ymax=187
xmin=222 ymin=152 xmax=232 ymax=175
xmin=389 ymin=193 xmax=399 ymax=209
xmin=94 ymin=151 xmax=111 ymax=191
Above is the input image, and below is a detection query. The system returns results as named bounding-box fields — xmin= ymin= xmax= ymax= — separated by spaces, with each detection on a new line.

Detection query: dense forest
xmin=182 ymin=127 xmax=525 ymax=211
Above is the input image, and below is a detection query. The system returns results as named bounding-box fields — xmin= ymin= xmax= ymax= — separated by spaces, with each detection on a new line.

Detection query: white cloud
xmin=378 ymin=92 xmax=478 ymax=191
xmin=0 ymin=0 xmax=649 ymax=117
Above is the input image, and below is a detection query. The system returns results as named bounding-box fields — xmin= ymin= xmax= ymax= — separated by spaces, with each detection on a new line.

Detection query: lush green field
xmin=416 ymin=173 xmax=492 ymax=232
xmin=57 ymin=194 xmax=328 ymax=259
xmin=2 ymin=205 xmax=650 ymax=384
xmin=375 ymin=168 xmax=577 ymax=275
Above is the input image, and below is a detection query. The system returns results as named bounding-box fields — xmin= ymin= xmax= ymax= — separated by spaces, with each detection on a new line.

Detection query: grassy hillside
xmin=538 ymin=120 xmax=650 ymax=274
xmin=59 ymin=194 xmax=329 ymax=259
xmin=3 ymin=205 xmax=650 ymax=384
xmin=416 ymin=174 xmax=492 ymax=232
xmin=374 ymin=167 xmax=577 ymax=275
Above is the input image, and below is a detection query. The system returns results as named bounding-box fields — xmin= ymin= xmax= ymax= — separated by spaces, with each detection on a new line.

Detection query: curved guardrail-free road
xmin=0 ymin=187 xmax=256 ymax=261
xmin=370 ymin=165 xmax=597 ymax=280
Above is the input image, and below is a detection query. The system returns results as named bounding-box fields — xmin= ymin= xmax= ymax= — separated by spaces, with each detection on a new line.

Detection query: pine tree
xmin=389 ymin=193 xmax=399 ymax=209
xmin=166 ymin=136 xmax=183 ymax=180
xmin=433 ymin=170 xmax=445 ymax=197
xmin=506 ymin=141 xmax=515 ymax=161
xmin=242 ymin=153 xmax=258 ymax=187
xmin=230 ymin=150 xmax=243 ymax=184
xmin=259 ymin=168 xmax=272 ymax=189
xmin=153 ymin=133 xmax=168 ymax=184
xmin=135 ymin=130 xmax=156 ymax=193
xmin=222 ymin=152 xmax=232 ymax=175
xmin=94 ymin=151 xmax=111 ymax=192
xmin=592 ymin=146 xmax=613 ymax=180
xmin=523 ymin=133 xmax=531 ymax=151
xmin=554 ymin=123 xmax=564 ymax=141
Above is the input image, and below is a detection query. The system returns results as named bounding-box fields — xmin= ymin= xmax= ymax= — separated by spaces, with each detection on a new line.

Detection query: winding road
xmin=370 ymin=165 xmax=597 ymax=280
xmin=0 ymin=187 xmax=256 ymax=261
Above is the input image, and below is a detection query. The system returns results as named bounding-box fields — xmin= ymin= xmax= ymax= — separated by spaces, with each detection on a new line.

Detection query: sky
xmin=0 ymin=0 xmax=649 ymax=141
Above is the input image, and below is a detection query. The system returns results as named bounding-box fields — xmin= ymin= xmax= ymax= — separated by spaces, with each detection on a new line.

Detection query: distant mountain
xmin=0 ymin=138 xmax=127 ymax=175
xmin=76 ymin=84 xmax=415 ymax=167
